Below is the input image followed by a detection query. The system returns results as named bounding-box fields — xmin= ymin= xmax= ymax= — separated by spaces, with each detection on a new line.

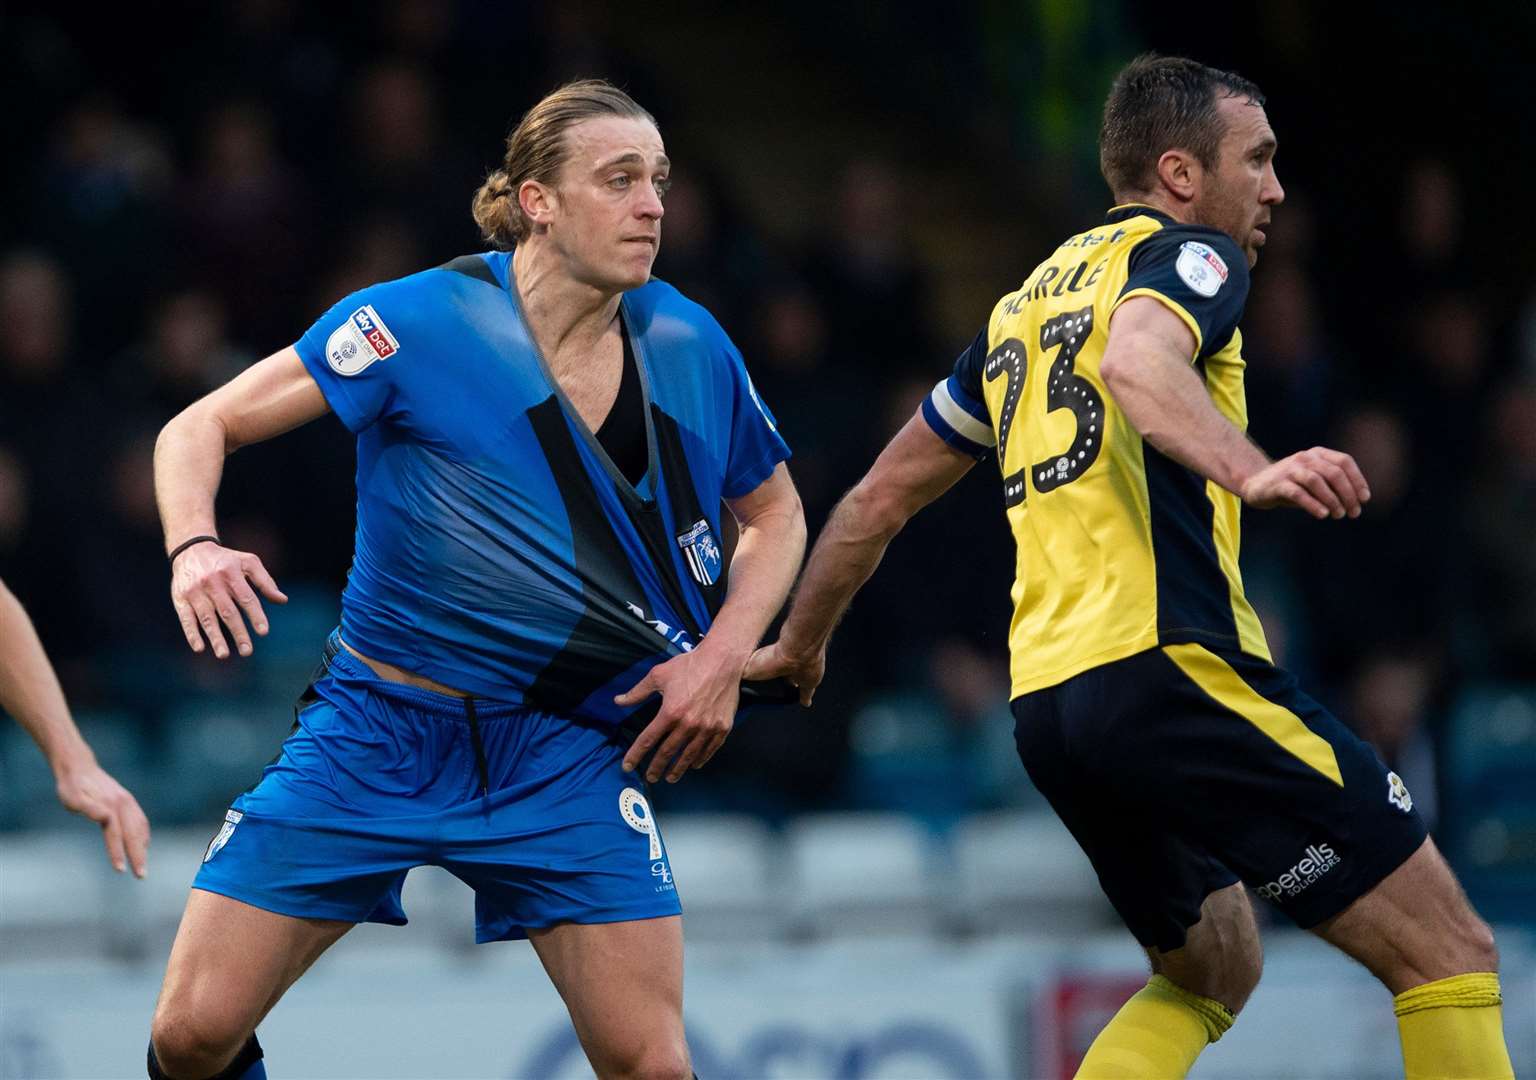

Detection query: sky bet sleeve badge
xmin=1175 ymin=240 xmax=1229 ymax=298
xmin=676 ymin=519 xmax=722 ymax=587
xmin=326 ymin=304 xmax=400 ymax=376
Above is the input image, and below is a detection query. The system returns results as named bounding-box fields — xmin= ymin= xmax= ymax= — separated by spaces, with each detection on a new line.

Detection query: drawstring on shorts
xmin=463 ymin=696 xmax=491 ymax=801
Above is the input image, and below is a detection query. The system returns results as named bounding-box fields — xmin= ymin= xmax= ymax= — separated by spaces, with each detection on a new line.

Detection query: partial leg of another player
xmin=1312 ymin=836 xmax=1514 ymax=1080
xmin=1076 ymin=882 xmax=1260 ymax=1080
xmin=150 ymin=889 xmax=352 ymax=1079
xmin=529 ymin=915 xmax=692 ymax=1080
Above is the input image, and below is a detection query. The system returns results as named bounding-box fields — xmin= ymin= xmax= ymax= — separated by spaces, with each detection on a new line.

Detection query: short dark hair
xmin=1099 ymin=54 xmax=1265 ymax=199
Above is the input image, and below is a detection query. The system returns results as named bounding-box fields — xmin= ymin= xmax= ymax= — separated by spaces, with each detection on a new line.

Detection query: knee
xmin=600 ymin=1038 xmax=691 ymax=1080
xmin=149 ymin=1010 xmax=248 ymax=1079
xmin=1418 ymin=905 xmax=1500 ymax=982
xmin=1454 ymin=915 xmax=1500 ymax=974
xmin=1155 ymin=934 xmax=1265 ymax=1020
xmin=1225 ymin=944 xmax=1264 ymax=1007
xmin=1157 ymin=947 xmax=1263 ymax=1015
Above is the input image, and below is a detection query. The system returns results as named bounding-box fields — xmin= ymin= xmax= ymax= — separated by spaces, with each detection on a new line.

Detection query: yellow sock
xmin=1395 ymin=972 xmax=1514 ymax=1080
xmin=1074 ymin=974 xmax=1234 ymax=1079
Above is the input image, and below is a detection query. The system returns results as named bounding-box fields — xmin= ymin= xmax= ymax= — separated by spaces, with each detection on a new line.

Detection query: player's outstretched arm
xmin=617 ymin=463 xmax=806 ymax=782
xmin=744 ymin=412 xmax=977 ymax=705
xmin=1100 ymin=297 xmax=1370 ymax=519
xmin=155 ymin=346 xmax=330 ymax=659
xmin=0 ymin=578 xmax=151 ymax=876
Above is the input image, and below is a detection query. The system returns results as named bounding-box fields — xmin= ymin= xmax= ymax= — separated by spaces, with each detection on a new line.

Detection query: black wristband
xmin=167 ymin=534 xmax=220 ymax=565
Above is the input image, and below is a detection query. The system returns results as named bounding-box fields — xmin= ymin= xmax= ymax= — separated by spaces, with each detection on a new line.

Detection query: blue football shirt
xmin=292 ymin=252 xmax=791 ymax=727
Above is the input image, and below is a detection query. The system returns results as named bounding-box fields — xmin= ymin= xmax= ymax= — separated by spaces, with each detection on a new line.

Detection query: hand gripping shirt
xmin=293 ymin=252 xmax=790 ymax=727
xmin=922 ymin=205 xmax=1270 ymax=698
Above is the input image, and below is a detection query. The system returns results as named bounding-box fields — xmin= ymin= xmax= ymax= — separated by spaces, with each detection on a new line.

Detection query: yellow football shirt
xmin=922 ymin=204 xmax=1271 ymax=697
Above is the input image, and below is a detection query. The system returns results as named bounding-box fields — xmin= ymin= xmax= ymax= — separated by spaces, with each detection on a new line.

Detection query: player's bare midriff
xmin=339 ymin=637 xmax=472 ymax=698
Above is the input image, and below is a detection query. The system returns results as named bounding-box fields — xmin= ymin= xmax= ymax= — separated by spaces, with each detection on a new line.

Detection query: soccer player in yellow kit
xmin=748 ymin=55 xmax=1513 ymax=1080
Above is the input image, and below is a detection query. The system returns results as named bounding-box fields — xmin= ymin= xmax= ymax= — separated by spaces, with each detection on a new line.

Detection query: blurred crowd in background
xmin=2 ymin=3 xmax=1534 ymax=916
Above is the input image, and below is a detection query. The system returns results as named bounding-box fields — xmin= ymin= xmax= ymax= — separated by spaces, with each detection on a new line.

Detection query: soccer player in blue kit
xmin=147 ymin=81 xmax=804 ymax=1080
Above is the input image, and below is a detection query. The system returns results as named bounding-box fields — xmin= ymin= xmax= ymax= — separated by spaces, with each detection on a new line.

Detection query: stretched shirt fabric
xmin=922 ymin=204 xmax=1270 ymax=699
xmin=293 ymin=251 xmax=790 ymax=728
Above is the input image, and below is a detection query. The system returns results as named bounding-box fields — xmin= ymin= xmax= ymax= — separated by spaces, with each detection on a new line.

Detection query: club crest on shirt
xmin=1175 ymin=241 xmax=1229 ymax=298
xmin=326 ymin=304 xmax=400 ymax=376
xmin=203 ymin=809 xmax=243 ymax=863
xmin=676 ymin=519 xmax=722 ymax=587
xmin=1386 ymin=771 xmax=1414 ymax=814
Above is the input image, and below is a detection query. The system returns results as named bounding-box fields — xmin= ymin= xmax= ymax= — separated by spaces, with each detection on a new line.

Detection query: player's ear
xmin=1154 ymin=149 xmax=1200 ymax=204
xmin=519 ymin=179 xmax=557 ymax=232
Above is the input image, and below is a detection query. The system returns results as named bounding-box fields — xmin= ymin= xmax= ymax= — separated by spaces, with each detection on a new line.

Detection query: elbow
xmin=159 ymin=400 xmax=236 ymax=458
xmin=154 ymin=412 xmax=184 ymax=464
xmin=842 ymin=478 xmax=911 ymax=542
xmin=1099 ymin=328 xmax=1166 ymax=400
xmin=766 ymin=485 xmax=807 ymax=553
xmin=786 ymin=489 xmax=808 ymax=545
xmin=739 ymin=484 xmax=807 ymax=553
xmin=783 ymin=489 xmax=809 ymax=564
xmin=783 ymin=503 xmax=809 ymax=568
xmin=1099 ymin=349 xmax=1133 ymax=397
xmin=1099 ymin=349 xmax=1154 ymax=430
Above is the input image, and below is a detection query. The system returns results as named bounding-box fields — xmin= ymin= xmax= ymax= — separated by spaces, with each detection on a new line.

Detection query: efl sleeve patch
xmin=294 ymin=289 xmax=404 ymax=432
xmin=326 ymin=305 xmax=400 ymax=376
xmin=1119 ymin=228 xmax=1249 ymax=360
xmin=1175 ymin=241 xmax=1229 ymax=298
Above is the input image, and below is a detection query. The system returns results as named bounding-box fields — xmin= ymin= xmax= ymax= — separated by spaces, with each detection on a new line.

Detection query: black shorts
xmin=1011 ymin=642 xmax=1427 ymax=951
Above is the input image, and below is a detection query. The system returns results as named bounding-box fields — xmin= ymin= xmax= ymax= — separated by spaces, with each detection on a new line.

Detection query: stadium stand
xmin=0 ymin=832 xmax=110 ymax=959
xmin=659 ymin=813 xmax=784 ymax=941
xmin=1443 ymin=685 xmax=1536 ymax=924
xmin=785 ymin=812 xmax=944 ymax=938
xmin=949 ymin=810 xmax=1115 ymax=936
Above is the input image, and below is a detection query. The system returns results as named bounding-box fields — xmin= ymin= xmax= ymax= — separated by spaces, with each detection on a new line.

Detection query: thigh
xmin=1311 ymin=836 xmax=1498 ymax=994
xmin=154 ymin=888 xmax=352 ymax=1038
xmin=529 ymin=916 xmax=688 ymax=1077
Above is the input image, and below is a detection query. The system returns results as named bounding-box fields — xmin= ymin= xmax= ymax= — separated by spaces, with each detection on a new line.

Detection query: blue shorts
xmin=193 ymin=634 xmax=680 ymax=942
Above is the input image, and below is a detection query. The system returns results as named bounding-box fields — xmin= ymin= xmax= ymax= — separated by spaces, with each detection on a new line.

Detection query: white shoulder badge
xmin=326 ymin=304 xmax=400 ymax=376
xmin=1175 ymin=241 xmax=1230 ymax=299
